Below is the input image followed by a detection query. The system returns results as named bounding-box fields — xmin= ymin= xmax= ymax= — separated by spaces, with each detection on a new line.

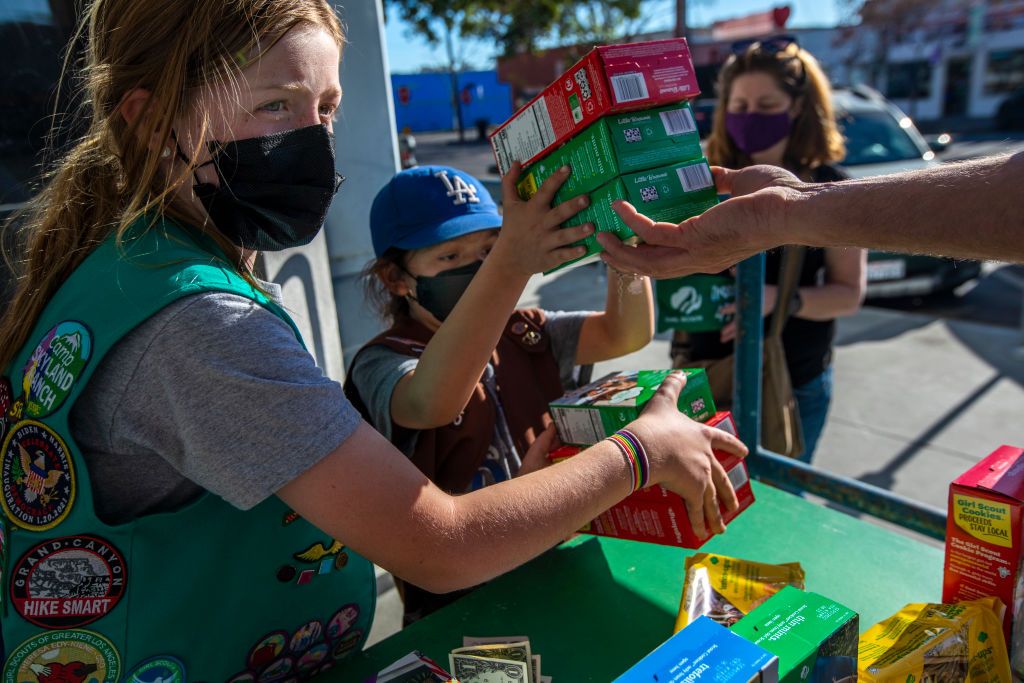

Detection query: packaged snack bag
xmin=857 ymin=597 xmax=1012 ymax=682
xmin=675 ymin=553 xmax=806 ymax=632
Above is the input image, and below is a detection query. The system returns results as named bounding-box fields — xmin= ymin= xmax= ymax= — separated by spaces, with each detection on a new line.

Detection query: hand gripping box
xmin=731 ymin=586 xmax=859 ymax=683
xmin=490 ymin=38 xmax=700 ymax=175
xmin=558 ymin=158 xmax=718 ymax=271
xmin=549 ymin=369 xmax=716 ymax=446
xmin=514 ymin=101 xmax=703 ymax=204
xmin=942 ymin=445 xmax=1024 ymax=680
xmin=550 ymin=412 xmax=754 ymax=549
xmin=614 ymin=616 xmax=779 ymax=683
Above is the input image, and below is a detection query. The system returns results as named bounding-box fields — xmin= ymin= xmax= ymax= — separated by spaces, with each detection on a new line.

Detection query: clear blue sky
xmin=385 ymin=0 xmax=846 ymax=74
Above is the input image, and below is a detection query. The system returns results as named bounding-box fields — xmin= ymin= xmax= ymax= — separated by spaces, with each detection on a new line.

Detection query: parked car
xmin=996 ymin=87 xmax=1024 ymax=130
xmin=832 ymin=86 xmax=981 ymax=298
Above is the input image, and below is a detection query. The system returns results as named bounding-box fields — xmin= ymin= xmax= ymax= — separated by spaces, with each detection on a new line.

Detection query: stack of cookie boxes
xmin=488 ymin=38 xmax=717 ymax=271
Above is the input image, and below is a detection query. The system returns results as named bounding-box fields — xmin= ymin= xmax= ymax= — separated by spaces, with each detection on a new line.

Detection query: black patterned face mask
xmin=177 ymin=124 xmax=344 ymax=251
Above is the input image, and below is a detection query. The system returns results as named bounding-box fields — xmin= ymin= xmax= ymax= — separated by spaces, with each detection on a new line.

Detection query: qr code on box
xmin=640 ymin=186 xmax=659 ymax=203
xmin=624 ymin=127 xmax=642 ymax=143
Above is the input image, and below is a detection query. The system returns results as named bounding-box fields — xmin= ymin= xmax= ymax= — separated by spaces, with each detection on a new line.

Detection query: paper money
xmin=449 ymin=654 xmax=530 ymax=683
xmin=452 ymin=642 xmax=532 ymax=682
xmin=532 ymin=655 xmax=541 ymax=683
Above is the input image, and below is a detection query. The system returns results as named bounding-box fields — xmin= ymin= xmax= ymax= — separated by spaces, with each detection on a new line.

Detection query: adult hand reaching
xmin=597 ymin=165 xmax=804 ymax=279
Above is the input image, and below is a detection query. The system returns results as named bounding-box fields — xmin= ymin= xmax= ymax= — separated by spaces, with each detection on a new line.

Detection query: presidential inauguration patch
xmin=21 ymin=321 xmax=92 ymax=419
xmin=3 ymin=629 xmax=120 ymax=683
xmin=1 ymin=420 xmax=76 ymax=531
xmin=11 ymin=534 xmax=127 ymax=629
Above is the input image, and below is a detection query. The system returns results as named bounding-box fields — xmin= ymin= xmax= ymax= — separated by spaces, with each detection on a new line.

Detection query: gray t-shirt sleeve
xmin=98 ymin=293 xmax=362 ymax=510
xmin=542 ymin=309 xmax=593 ymax=388
xmin=348 ymin=346 xmax=419 ymax=456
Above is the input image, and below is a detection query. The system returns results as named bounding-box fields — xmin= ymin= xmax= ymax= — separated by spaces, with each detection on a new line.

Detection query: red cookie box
xmin=489 ymin=38 xmax=700 ymax=175
xmin=942 ymin=444 xmax=1024 ymax=679
xmin=549 ymin=412 xmax=754 ymax=549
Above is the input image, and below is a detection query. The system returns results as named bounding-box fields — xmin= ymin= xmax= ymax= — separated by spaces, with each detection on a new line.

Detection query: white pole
xmin=326 ymin=0 xmax=401 ymax=372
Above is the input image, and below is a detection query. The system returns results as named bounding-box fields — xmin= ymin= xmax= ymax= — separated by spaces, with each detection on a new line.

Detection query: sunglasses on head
xmin=730 ymin=34 xmax=799 ymax=56
xmin=730 ymin=35 xmax=806 ymax=90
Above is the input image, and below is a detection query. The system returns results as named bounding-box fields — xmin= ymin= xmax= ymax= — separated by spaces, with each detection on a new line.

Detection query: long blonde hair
xmin=0 ymin=0 xmax=344 ymax=370
xmin=706 ymin=41 xmax=845 ymax=177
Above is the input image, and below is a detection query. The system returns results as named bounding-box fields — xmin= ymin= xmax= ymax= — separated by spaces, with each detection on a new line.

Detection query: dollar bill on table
xmin=458 ymin=638 xmax=548 ymax=682
xmin=452 ymin=642 xmax=531 ymax=679
xmin=449 ymin=653 xmax=531 ymax=683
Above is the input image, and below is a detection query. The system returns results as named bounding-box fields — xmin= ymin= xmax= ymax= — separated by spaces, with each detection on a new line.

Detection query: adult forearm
xmin=787 ymin=153 xmax=1024 ymax=261
xmin=795 ymin=283 xmax=863 ymax=321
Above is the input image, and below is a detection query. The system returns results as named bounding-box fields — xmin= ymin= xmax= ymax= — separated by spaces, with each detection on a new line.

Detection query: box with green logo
xmin=515 ymin=102 xmax=703 ymax=203
xmin=732 ymin=586 xmax=859 ymax=683
xmin=549 ymin=369 xmax=716 ymax=446
xmin=655 ymin=274 xmax=736 ymax=333
xmin=548 ymin=157 xmax=718 ymax=272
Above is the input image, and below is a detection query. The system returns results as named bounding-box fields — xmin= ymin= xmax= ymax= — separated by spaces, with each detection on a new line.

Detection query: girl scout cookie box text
xmin=489 ymin=38 xmax=700 ymax=175
xmin=549 ymin=369 xmax=715 ymax=446
xmin=615 ymin=616 xmax=779 ymax=683
xmin=731 ymin=586 xmax=859 ymax=683
xmin=943 ymin=445 xmax=1024 ymax=680
xmin=549 ymin=412 xmax=755 ymax=549
xmin=514 ymin=102 xmax=703 ymax=204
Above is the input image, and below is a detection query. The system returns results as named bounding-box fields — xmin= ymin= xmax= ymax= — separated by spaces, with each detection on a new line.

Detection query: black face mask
xmin=407 ymin=261 xmax=482 ymax=322
xmin=179 ymin=124 xmax=344 ymax=251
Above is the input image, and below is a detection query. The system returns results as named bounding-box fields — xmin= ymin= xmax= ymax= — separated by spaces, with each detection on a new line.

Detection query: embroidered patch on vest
xmin=289 ymin=619 xmax=324 ymax=655
xmin=126 ymin=656 xmax=185 ymax=683
xmin=21 ymin=321 xmax=93 ymax=419
xmin=247 ymin=631 xmax=288 ymax=672
xmin=329 ymin=629 xmax=363 ymax=661
xmin=256 ymin=656 xmax=294 ymax=681
xmin=1 ymin=420 xmax=76 ymax=531
xmin=11 ymin=534 xmax=127 ymax=629
xmin=3 ymin=629 xmax=121 ymax=683
xmin=0 ymin=377 xmax=12 ymax=443
xmin=326 ymin=604 xmax=360 ymax=639
xmin=295 ymin=643 xmax=330 ymax=676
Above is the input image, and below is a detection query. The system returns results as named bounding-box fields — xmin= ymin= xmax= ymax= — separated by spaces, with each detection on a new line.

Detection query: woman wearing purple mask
xmin=664 ymin=39 xmax=866 ymax=464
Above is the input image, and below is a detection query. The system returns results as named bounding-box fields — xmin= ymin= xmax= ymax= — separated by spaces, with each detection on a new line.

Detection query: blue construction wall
xmin=391 ymin=70 xmax=513 ymax=133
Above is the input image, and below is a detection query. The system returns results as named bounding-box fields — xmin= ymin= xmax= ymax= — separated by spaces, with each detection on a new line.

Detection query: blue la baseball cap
xmin=370 ymin=165 xmax=502 ymax=257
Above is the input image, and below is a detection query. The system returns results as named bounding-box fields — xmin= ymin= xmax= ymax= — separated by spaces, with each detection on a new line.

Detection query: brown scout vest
xmin=344 ymin=308 xmax=566 ymax=494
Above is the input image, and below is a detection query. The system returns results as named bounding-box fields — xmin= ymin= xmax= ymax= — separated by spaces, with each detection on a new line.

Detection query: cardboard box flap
xmin=955 ymin=445 xmax=1024 ymax=501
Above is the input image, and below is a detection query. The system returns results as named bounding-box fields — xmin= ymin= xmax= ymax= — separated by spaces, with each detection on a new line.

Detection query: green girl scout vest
xmin=0 ymin=216 xmax=375 ymax=681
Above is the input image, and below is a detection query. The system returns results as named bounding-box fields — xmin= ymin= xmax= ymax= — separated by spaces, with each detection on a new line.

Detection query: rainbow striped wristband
xmin=607 ymin=428 xmax=650 ymax=492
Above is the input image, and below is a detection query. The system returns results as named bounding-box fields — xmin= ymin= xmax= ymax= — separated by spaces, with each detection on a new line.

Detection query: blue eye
xmin=260 ymin=101 xmax=285 ymax=113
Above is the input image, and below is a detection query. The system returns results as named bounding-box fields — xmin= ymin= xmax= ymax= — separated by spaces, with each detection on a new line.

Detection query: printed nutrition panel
xmin=493 ymin=98 xmax=557 ymax=174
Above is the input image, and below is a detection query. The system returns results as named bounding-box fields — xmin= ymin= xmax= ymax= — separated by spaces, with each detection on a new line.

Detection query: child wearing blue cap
xmin=345 ymin=164 xmax=655 ymax=623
